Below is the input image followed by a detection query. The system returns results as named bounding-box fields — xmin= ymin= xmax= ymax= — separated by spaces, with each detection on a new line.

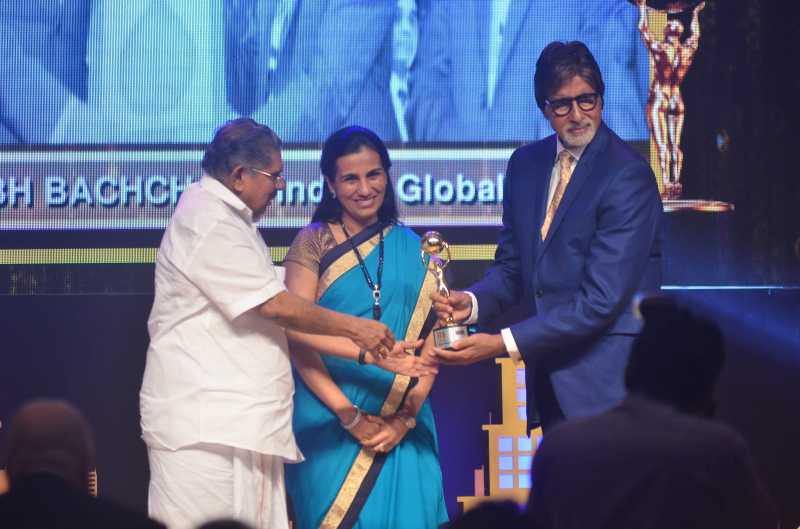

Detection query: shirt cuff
xmin=464 ymin=291 xmax=479 ymax=325
xmin=501 ymin=328 xmax=522 ymax=362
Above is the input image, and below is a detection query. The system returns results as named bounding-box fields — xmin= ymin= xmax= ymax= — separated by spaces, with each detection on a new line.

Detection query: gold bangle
xmin=341 ymin=406 xmax=362 ymax=430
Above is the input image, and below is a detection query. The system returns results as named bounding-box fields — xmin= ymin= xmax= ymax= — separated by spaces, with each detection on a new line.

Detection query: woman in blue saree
xmin=283 ymin=126 xmax=448 ymax=529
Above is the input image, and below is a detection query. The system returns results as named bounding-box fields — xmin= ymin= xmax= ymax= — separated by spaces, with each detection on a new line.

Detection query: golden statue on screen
xmin=637 ymin=0 xmax=705 ymax=199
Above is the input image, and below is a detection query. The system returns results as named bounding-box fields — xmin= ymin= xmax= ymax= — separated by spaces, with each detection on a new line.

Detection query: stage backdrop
xmin=2 ymin=0 xmax=799 ymax=526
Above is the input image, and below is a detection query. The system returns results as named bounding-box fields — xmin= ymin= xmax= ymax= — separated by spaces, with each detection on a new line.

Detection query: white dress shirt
xmin=467 ymin=138 xmax=586 ymax=361
xmin=140 ymin=175 xmax=302 ymax=462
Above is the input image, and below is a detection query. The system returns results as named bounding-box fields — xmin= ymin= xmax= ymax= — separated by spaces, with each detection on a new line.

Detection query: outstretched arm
xmin=636 ymin=0 xmax=660 ymax=52
xmin=282 ymin=263 xmax=433 ymax=372
xmin=260 ymin=290 xmax=394 ymax=353
xmin=469 ymin=148 xmax=526 ymax=319
xmin=636 ymin=0 xmax=652 ymax=44
xmin=687 ymin=1 xmax=706 ymax=51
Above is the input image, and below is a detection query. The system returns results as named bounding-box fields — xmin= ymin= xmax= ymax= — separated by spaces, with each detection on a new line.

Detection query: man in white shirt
xmin=140 ymin=118 xmax=396 ymax=529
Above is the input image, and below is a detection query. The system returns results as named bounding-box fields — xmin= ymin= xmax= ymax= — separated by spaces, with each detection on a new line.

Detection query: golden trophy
xmin=633 ymin=0 xmax=733 ymax=212
xmin=636 ymin=0 xmax=705 ymax=200
xmin=421 ymin=231 xmax=469 ymax=349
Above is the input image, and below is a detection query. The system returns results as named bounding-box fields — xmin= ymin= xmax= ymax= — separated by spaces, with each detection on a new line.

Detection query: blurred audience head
xmin=196 ymin=519 xmax=254 ymax=529
xmin=6 ymin=400 xmax=95 ymax=491
xmin=625 ymin=296 xmax=725 ymax=416
xmin=445 ymin=500 xmax=528 ymax=529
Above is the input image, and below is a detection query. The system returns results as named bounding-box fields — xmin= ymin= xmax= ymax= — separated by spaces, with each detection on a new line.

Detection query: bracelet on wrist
xmin=341 ymin=406 xmax=362 ymax=430
xmin=357 ymin=348 xmax=368 ymax=365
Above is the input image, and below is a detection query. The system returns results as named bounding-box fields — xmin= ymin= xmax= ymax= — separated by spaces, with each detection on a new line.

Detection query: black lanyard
xmin=341 ymin=222 xmax=384 ymax=321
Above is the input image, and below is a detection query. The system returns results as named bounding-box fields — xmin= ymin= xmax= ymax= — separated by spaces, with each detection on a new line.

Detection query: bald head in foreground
xmin=1 ymin=400 xmax=165 ymax=529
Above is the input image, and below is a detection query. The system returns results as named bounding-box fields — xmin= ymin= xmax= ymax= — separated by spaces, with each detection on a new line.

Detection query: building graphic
xmin=457 ymin=358 xmax=543 ymax=510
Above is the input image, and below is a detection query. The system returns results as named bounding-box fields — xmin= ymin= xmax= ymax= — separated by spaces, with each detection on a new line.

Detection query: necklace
xmin=341 ymin=221 xmax=384 ymax=321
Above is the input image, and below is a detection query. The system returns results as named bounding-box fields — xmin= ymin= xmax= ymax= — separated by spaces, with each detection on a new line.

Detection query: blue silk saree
xmin=285 ymin=222 xmax=448 ymax=529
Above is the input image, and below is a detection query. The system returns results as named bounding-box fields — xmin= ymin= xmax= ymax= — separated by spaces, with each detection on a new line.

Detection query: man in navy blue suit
xmin=432 ymin=41 xmax=663 ymax=430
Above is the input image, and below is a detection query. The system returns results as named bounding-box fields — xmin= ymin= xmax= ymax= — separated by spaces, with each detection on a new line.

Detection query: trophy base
xmin=663 ymin=199 xmax=735 ymax=213
xmin=433 ymin=324 xmax=469 ymax=350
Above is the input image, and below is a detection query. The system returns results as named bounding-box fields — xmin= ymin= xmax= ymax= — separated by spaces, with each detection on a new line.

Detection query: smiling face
xmin=233 ymin=149 xmax=285 ymax=220
xmin=544 ymin=75 xmax=603 ymax=150
xmin=329 ymin=146 xmax=387 ymax=230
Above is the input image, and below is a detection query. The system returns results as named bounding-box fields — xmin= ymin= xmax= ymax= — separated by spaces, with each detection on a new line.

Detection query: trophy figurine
xmin=635 ymin=0 xmax=705 ymax=200
xmin=420 ymin=231 xmax=469 ymax=349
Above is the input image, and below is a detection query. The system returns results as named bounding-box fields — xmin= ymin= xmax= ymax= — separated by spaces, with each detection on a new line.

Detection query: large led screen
xmin=1 ymin=1 xmax=796 ymax=286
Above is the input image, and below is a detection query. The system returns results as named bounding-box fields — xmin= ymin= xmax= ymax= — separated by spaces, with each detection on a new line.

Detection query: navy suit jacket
xmin=471 ymin=123 xmax=663 ymax=428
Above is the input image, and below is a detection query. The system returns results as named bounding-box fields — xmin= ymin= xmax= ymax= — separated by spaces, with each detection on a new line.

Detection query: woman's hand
xmin=369 ymin=342 xmax=438 ymax=377
xmin=344 ymin=412 xmax=383 ymax=444
xmin=361 ymin=414 xmax=411 ymax=454
xmin=369 ymin=338 xmax=423 ymax=360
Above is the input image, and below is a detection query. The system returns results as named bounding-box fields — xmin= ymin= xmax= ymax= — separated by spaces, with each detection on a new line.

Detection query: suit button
xmin=536 ymin=289 xmax=544 ymax=298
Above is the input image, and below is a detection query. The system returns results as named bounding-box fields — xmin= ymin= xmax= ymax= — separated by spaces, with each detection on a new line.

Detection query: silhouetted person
xmin=446 ymin=500 xmax=528 ymax=529
xmin=527 ymin=297 xmax=778 ymax=529
xmin=0 ymin=399 xmax=165 ymax=529
xmin=197 ymin=518 xmax=255 ymax=529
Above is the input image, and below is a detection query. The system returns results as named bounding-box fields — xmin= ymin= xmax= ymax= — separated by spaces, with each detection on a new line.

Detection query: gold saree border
xmin=316 ymin=225 xmax=393 ymax=302
xmin=318 ymin=253 xmax=438 ymax=529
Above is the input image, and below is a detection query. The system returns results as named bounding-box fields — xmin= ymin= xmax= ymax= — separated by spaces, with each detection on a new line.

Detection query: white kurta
xmin=140 ymin=175 xmax=302 ymax=529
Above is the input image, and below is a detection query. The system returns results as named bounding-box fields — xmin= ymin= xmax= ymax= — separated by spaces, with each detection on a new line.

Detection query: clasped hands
xmin=345 ymin=407 xmax=415 ymax=454
xmin=429 ymin=291 xmax=506 ymax=365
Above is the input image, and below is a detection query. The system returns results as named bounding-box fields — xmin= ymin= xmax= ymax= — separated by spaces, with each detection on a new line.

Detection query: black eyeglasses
xmin=249 ymin=167 xmax=284 ymax=184
xmin=545 ymin=93 xmax=601 ymax=117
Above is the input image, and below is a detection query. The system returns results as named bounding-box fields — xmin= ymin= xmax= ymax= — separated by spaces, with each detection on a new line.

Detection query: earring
xmin=330 ymin=190 xmax=336 ymax=199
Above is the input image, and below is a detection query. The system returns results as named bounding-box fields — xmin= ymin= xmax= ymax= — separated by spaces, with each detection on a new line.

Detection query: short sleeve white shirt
xmin=140 ymin=175 xmax=302 ymax=462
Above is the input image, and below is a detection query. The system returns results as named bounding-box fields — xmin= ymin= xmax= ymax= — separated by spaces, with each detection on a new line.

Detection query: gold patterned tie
xmin=540 ymin=150 xmax=575 ymax=240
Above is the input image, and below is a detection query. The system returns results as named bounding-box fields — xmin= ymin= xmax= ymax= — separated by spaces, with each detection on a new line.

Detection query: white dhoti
xmin=147 ymin=443 xmax=288 ymax=529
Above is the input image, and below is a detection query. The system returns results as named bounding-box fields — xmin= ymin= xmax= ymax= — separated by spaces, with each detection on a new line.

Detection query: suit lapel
xmin=530 ymin=135 xmax=557 ymax=258
xmin=537 ymin=124 xmax=611 ymax=262
xmin=476 ymin=1 xmax=489 ymax=84
xmin=498 ymin=0 xmax=532 ymax=80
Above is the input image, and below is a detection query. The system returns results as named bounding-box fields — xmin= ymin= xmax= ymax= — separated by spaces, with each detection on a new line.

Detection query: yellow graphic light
xmin=457 ymin=358 xmax=543 ymax=511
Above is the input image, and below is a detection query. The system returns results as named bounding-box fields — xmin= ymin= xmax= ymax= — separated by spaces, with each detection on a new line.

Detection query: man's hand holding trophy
xmin=421 ymin=231 xmax=470 ymax=349
xmin=423 ymin=231 xmax=507 ymax=365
